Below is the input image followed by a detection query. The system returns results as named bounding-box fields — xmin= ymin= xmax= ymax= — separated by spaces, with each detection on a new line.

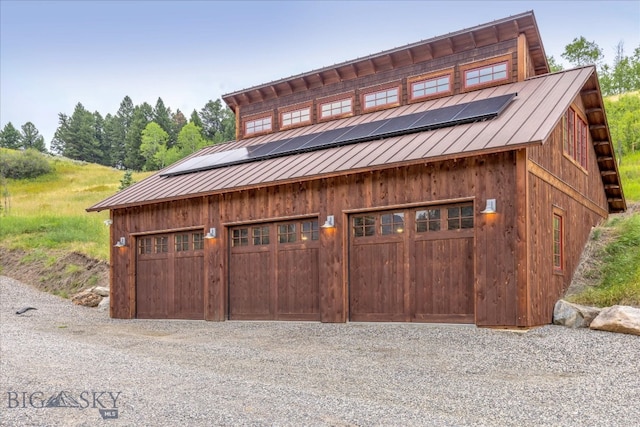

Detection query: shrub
xmin=0 ymin=149 xmax=52 ymax=179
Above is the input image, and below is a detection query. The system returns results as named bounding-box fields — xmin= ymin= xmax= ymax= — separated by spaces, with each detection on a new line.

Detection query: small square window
xmin=252 ymin=226 xmax=270 ymax=245
xmin=138 ymin=237 xmax=152 ymax=254
xmin=447 ymin=205 xmax=474 ymax=230
xmin=301 ymin=220 xmax=319 ymax=241
xmin=381 ymin=212 xmax=404 ymax=235
xmin=155 ymin=236 xmax=168 ymax=253
xmin=193 ymin=232 xmax=204 ymax=250
xmin=278 ymin=224 xmax=296 ymax=244
xmin=175 ymin=234 xmax=189 ymax=252
xmin=232 ymin=228 xmax=249 ymax=247
xmin=353 ymin=215 xmax=375 ymax=237
xmin=416 ymin=209 xmax=441 ymax=232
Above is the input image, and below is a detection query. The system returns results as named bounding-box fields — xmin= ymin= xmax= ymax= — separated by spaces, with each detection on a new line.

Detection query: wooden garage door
xmin=229 ymin=219 xmax=320 ymax=320
xmin=136 ymin=231 xmax=205 ymax=319
xmin=349 ymin=204 xmax=474 ymax=323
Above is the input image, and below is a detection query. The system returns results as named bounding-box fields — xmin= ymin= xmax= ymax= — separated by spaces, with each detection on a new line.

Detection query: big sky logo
xmin=7 ymin=390 xmax=121 ymax=420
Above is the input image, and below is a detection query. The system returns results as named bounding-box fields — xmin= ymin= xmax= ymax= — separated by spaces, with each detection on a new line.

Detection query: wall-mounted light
xmin=481 ymin=199 xmax=497 ymax=214
xmin=114 ymin=237 xmax=126 ymax=247
xmin=321 ymin=215 xmax=335 ymax=229
xmin=103 ymin=219 xmax=113 ymax=226
xmin=204 ymin=227 xmax=217 ymax=239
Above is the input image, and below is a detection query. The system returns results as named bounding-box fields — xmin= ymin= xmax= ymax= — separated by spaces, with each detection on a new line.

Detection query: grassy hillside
xmin=0 ymin=150 xmax=151 ymax=261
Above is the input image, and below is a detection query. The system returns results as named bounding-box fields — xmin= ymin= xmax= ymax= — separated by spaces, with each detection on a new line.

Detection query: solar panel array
xmin=161 ymin=93 xmax=516 ymax=177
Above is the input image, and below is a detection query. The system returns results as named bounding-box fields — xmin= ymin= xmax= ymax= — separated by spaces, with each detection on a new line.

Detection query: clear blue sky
xmin=1 ymin=0 xmax=639 ymax=147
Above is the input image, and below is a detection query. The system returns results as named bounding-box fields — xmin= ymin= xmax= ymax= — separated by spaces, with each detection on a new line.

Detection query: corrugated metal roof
xmin=88 ymin=67 xmax=620 ymax=212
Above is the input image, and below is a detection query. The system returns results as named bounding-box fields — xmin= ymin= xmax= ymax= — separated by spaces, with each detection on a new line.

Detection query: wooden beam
xmin=424 ymin=43 xmax=433 ymax=60
xmin=581 ymin=89 xmax=599 ymax=96
xmin=604 ymin=184 xmax=620 ymax=190
xmin=368 ymin=58 xmax=377 ymax=73
xmin=350 ymin=63 xmax=358 ymax=78
xmin=286 ymin=80 xmax=294 ymax=94
xmin=301 ymin=76 xmax=310 ymax=90
xmin=593 ymin=140 xmax=609 ymax=147
xmin=600 ymin=170 xmax=617 ymax=176
xmin=597 ymin=156 xmax=614 ymax=162
xmin=407 ymin=48 xmax=415 ymax=63
xmin=516 ymin=150 xmax=530 ymax=326
xmin=469 ymin=31 xmax=477 ymax=48
xmin=269 ymin=85 xmax=278 ymax=98
xmin=586 ymin=107 xmax=603 ymax=114
xmin=528 ymin=161 xmax=608 ymax=217
xmin=334 ymin=68 xmax=342 ymax=81
xmin=316 ymin=72 xmax=324 ymax=85
xmin=589 ymin=124 xmax=606 ymax=131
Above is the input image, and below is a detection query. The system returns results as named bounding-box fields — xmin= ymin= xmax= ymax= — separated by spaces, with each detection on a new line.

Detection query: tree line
xmin=1 ymin=96 xmax=235 ymax=172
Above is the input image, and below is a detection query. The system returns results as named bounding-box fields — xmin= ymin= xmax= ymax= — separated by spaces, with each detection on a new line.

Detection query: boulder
xmin=553 ymin=299 xmax=601 ymax=328
xmin=97 ymin=296 xmax=110 ymax=311
xmin=590 ymin=305 xmax=640 ymax=336
xmin=92 ymin=286 xmax=110 ymax=297
xmin=71 ymin=290 xmax=102 ymax=307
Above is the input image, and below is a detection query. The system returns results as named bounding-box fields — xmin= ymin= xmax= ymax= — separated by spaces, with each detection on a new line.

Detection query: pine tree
xmin=0 ymin=122 xmax=22 ymax=149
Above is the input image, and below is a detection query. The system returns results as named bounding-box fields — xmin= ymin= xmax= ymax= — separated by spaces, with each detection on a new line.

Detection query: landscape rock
xmin=590 ymin=305 xmax=640 ymax=336
xmin=97 ymin=296 xmax=110 ymax=311
xmin=92 ymin=286 xmax=110 ymax=297
xmin=71 ymin=290 xmax=102 ymax=307
xmin=553 ymin=299 xmax=601 ymax=328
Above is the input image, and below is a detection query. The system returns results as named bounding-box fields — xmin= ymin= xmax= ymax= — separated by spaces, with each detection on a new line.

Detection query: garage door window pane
xmin=381 ymin=212 xmax=404 ymax=235
xmin=175 ymin=234 xmax=189 ymax=251
xmin=193 ymin=233 xmax=204 ymax=250
xmin=252 ymin=226 xmax=270 ymax=245
xmin=353 ymin=215 xmax=375 ymax=237
xmin=155 ymin=236 xmax=168 ymax=253
xmin=278 ymin=224 xmax=296 ymax=243
xmin=416 ymin=209 xmax=441 ymax=232
xmin=447 ymin=205 xmax=474 ymax=230
xmin=301 ymin=220 xmax=319 ymax=241
xmin=232 ymin=228 xmax=249 ymax=247
xmin=138 ymin=237 xmax=152 ymax=254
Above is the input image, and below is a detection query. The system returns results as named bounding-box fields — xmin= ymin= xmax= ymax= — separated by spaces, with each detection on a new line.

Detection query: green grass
xmin=619 ymin=151 xmax=640 ymax=202
xmin=0 ymin=151 xmax=152 ymax=260
xmin=569 ymin=213 xmax=640 ymax=307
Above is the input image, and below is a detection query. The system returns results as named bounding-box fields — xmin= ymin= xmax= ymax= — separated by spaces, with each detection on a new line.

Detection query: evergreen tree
xmin=62 ymin=103 xmax=102 ymax=163
xmin=103 ymin=113 xmax=126 ymax=168
xmin=50 ymin=113 xmax=69 ymax=155
xmin=0 ymin=122 xmax=22 ymax=149
xmin=172 ymin=109 xmax=187 ymax=142
xmin=153 ymin=97 xmax=174 ymax=144
xmin=200 ymin=99 xmax=224 ymax=141
xmin=20 ymin=122 xmax=47 ymax=152
xmin=189 ymin=109 xmax=203 ymax=129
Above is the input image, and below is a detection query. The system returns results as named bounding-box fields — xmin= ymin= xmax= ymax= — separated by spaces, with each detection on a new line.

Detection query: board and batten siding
xmin=110 ymin=153 xmax=522 ymax=325
xmin=525 ymin=99 xmax=610 ymax=325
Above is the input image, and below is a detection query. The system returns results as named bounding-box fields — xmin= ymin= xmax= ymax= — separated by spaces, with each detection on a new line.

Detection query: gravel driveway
xmin=1 ymin=275 xmax=639 ymax=426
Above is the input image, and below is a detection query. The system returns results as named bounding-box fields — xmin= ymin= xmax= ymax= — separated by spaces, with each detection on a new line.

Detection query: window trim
xmin=360 ymin=83 xmax=401 ymax=113
xmin=243 ymin=113 xmax=273 ymax=137
xmin=408 ymin=70 xmax=454 ymax=102
xmin=279 ymin=102 xmax=313 ymax=130
xmin=552 ymin=210 xmax=564 ymax=273
xmin=460 ymin=55 xmax=512 ymax=92
xmin=562 ymin=106 xmax=589 ymax=172
xmin=317 ymin=92 xmax=355 ymax=122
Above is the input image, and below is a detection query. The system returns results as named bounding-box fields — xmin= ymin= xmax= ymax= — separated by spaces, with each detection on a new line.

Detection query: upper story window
xmin=281 ymin=107 xmax=310 ymax=128
xmin=411 ymin=75 xmax=451 ymax=100
xmin=464 ymin=61 xmax=508 ymax=88
xmin=563 ymin=107 xmax=588 ymax=170
xmin=245 ymin=116 xmax=272 ymax=136
xmin=320 ymin=98 xmax=352 ymax=119
xmin=363 ymin=87 xmax=399 ymax=110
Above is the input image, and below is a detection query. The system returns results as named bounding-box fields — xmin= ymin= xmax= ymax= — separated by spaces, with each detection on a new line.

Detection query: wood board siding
xmin=110 ymin=152 xmax=520 ymax=325
xmin=525 ymin=101 xmax=609 ymax=325
xmin=238 ymin=40 xmax=518 ymax=136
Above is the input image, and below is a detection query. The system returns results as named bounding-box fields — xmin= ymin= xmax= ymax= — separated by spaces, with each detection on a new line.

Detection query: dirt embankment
xmin=0 ymin=247 xmax=108 ymax=298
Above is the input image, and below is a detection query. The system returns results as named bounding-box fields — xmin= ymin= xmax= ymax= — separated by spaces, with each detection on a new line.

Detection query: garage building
xmin=88 ymin=12 xmax=625 ymax=327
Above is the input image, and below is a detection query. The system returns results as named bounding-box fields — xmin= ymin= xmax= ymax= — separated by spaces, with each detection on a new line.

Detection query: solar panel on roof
xmin=160 ymin=93 xmax=516 ymax=177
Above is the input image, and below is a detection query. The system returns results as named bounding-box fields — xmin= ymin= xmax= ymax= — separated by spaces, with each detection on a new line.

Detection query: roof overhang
xmin=222 ymin=11 xmax=548 ymax=112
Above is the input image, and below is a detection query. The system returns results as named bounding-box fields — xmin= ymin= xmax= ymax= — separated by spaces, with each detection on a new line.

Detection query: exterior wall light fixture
xmin=114 ymin=237 xmax=126 ymax=247
xmin=321 ymin=215 xmax=335 ymax=228
xmin=205 ymin=227 xmax=217 ymax=239
xmin=481 ymin=199 xmax=497 ymax=214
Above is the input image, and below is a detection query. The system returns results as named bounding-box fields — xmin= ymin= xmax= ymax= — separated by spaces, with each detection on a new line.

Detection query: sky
xmin=1 ymin=1 xmax=639 ymax=148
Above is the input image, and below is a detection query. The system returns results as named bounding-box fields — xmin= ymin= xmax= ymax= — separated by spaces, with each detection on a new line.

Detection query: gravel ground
xmin=1 ymin=276 xmax=639 ymax=427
